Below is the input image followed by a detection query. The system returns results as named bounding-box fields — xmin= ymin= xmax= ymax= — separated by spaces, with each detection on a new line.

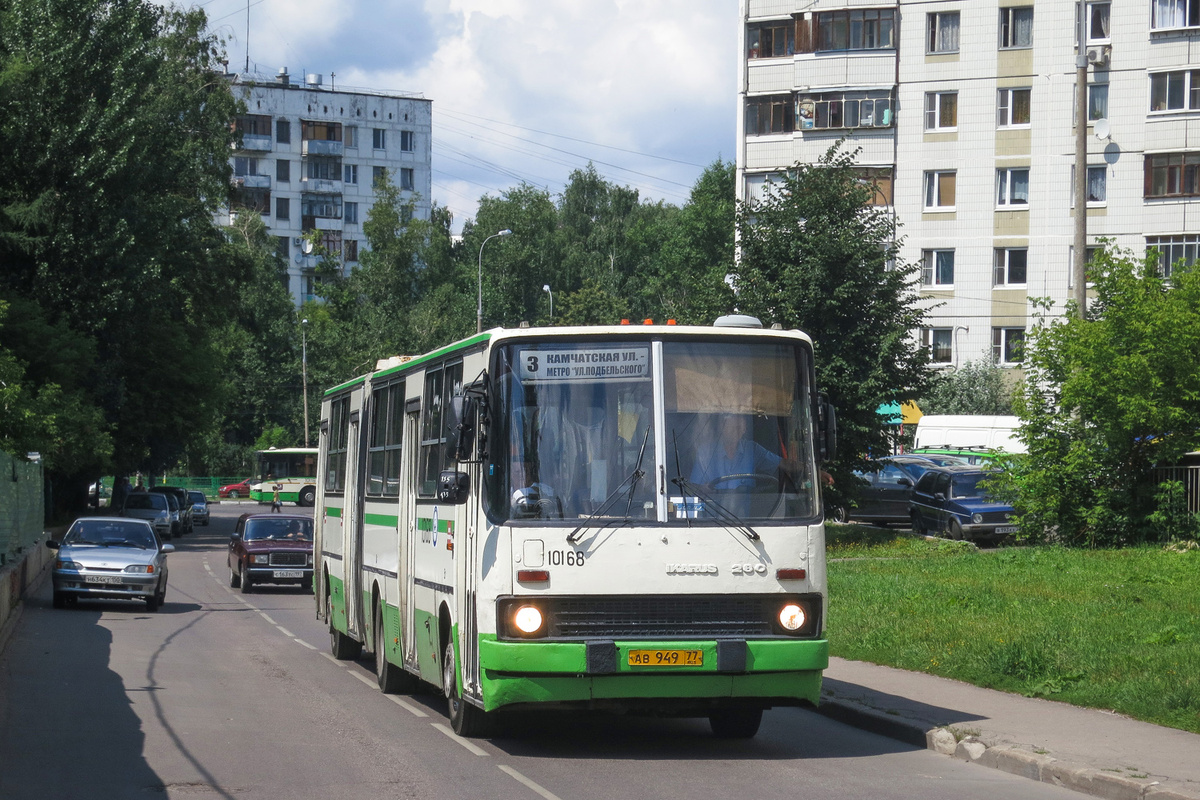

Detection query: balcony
xmin=301 ymin=177 xmax=341 ymax=193
xmin=302 ymin=139 xmax=343 ymax=157
xmin=239 ymin=135 xmax=273 ymax=152
xmin=235 ymin=174 xmax=271 ymax=189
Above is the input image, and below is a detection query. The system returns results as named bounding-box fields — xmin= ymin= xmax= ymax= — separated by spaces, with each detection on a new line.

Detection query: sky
xmin=182 ymin=0 xmax=740 ymax=232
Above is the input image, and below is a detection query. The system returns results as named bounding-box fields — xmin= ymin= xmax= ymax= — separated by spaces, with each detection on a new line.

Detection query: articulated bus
xmin=249 ymin=447 xmax=318 ymax=506
xmin=314 ymin=316 xmax=837 ymax=737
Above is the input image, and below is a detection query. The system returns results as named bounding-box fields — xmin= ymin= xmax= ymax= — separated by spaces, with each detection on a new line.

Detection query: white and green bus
xmin=314 ymin=317 xmax=837 ymax=737
xmin=249 ymin=447 xmax=318 ymax=507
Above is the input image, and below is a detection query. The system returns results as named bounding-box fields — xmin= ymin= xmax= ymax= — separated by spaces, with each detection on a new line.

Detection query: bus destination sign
xmin=518 ymin=346 xmax=650 ymax=383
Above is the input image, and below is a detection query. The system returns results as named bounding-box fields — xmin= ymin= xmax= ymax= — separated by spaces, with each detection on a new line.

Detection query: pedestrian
xmin=270 ymin=474 xmax=282 ymax=513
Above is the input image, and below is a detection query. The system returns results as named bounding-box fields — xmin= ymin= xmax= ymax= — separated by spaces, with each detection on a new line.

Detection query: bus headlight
xmin=778 ymin=603 xmax=807 ymax=632
xmin=513 ymin=605 xmax=544 ymax=635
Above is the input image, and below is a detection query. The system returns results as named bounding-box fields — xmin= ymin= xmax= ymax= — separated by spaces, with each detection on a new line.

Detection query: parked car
xmin=46 ymin=517 xmax=174 ymax=611
xmin=228 ymin=513 xmax=314 ymax=593
xmin=218 ymin=478 xmax=252 ymax=499
xmin=150 ymin=486 xmax=193 ymax=533
xmin=120 ymin=492 xmax=174 ymax=540
xmin=910 ymin=446 xmax=999 ymax=466
xmin=188 ymin=490 xmax=210 ymax=526
xmin=909 ymin=465 xmax=1018 ymax=542
xmin=831 ymin=454 xmax=958 ymax=525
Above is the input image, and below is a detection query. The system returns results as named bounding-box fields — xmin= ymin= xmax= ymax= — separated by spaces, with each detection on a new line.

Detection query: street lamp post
xmin=542 ymin=284 xmax=553 ymax=322
xmin=301 ymin=318 xmax=309 ymax=448
xmin=477 ymin=229 xmax=513 ymax=333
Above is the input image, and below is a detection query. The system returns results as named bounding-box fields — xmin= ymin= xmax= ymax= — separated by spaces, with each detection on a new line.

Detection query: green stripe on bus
xmin=363 ymin=513 xmax=399 ymax=527
xmin=416 ymin=517 xmax=454 ymax=533
xmin=323 ymin=332 xmax=491 ymax=397
xmin=325 ymin=506 xmax=342 ymax=518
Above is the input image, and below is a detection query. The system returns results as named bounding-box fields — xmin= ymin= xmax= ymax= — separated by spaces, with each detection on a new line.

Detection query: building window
xmin=306 ymin=157 xmax=341 ymax=181
xmin=927 ymin=11 xmax=960 ymax=53
xmin=1086 ymin=165 xmax=1107 ymax=203
xmin=799 ymin=91 xmax=893 ymax=130
xmin=921 ymin=249 xmax=955 ymax=286
xmin=1084 ymin=1 xmax=1111 ymax=40
xmin=745 ymin=95 xmax=796 ymax=135
xmin=276 ymin=236 xmax=289 ymax=259
xmin=372 ymin=166 xmax=385 ymax=186
xmin=344 ymin=239 xmax=359 ymax=262
xmin=400 ymin=168 xmax=414 ymax=191
xmin=997 ymin=88 xmax=1032 ymax=127
xmin=924 ymin=92 xmax=957 ymax=131
xmin=319 ymin=230 xmax=342 ymax=258
xmin=1149 ymin=70 xmax=1200 ymax=112
xmin=1147 ymin=234 xmax=1200 ymax=276
xmin=1145 ymin=152 xmax=1200 ymax=198
xmin=1088 ymin=84 xmax=1109 ymax=121
xmin=276 ymin=159 xmax=290 ymax=182
xmin=854 ymin=168 xmax=893 ymax=206
xmin=994 ymin=248 xmax=1028 ymax=286
xmin=372 ymin=128 xmax=386 ymax=149
xmin=276 ymin=197 xmax=289 ymax=220
xmin=1068 ymin=245 xmax=1101 ymax=288
xmin=748 ymin=20 xmax=795 ymax=58
xmin=301 ymin=120 xmax=342 ymax=142
xmin=344 ymin=164 xmax=358 ymax=185
xmin=344 ymin=202 xmax=358 ymax=224
xmin=921 ymin=328 xmax=953 ymax=363
xmin=276 ymin=119 xmax=290 ymax=144
xmin=996 ymin=168 xmax=1030 ymax=207
xmin=344 ymin=125 xmax=357 ymax=148
xmin=1000 ymin=7 xmax=1034 ymax=48
xmin=993 ymin=328 xmax=1025 ymax=365
xmin=231 ymin=188 xmax=269 ymax=214
xmin=815 ymin=9 xmax=895 ymax=51
xmin=301 ymin=193 xmax=341 ymax=219
xmin=923 ymin=171 xmax=957 ymax=210
xmin=1151 ymin=0 xmax=1196 ymax=30
xmin=233 ymin=157 xmax=260 ymax=177
xmin=400 ymin=130 xmax=415 ymax=152
xmin=235 ymin=114 xmax=271 ymax=137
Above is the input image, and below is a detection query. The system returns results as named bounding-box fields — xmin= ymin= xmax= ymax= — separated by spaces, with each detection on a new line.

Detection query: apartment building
xmin=738 ymin=0 xmax=1200 ymax=370
xmin=226 ymin=70 xmax=432 ymax=305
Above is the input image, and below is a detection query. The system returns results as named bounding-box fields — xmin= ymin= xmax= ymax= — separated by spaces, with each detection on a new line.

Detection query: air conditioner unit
xmin=1086 ymin=46 xmax=1111 ymax=66
xmin=292 ymin=237 xmax=302 ymax=246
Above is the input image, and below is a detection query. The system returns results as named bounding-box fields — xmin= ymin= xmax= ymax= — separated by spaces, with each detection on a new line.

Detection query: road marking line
xmin=276 ymin=625 xmax=294 ymax=637
xmin=259 ymin=612 xmax=276 ymax=624
xmin=294 ymin=638 xmax=317 ymax=650
xmin=498 ymin=765 xmax=562 ymax=799
xmin=349 ymin=671 xmax=376 ymax=688
xmin=387 ymin=695 xmax=428 ymax=717
xmin=431 ymin=723 xmax=489 ymax=756
xmin=320 ymin=652 xmax=344 ymax=666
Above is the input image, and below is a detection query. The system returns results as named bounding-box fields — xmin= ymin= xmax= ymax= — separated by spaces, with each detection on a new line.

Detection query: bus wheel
xmin=375 ymin=603 xmax=416 ymax=694
xmin=709 ymin=707 xmax=763 ymax=739
xmin=299 ymin=486 xmax=316 ymax=507
xmin=328 ymin=593 xmax=362 ymax=660
xmin=443 ymin=640 xmax=492 ymax=737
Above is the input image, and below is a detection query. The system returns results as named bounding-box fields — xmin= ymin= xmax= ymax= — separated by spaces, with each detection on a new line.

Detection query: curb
xmin=816 ymin=696 xmax=1200 ymax=800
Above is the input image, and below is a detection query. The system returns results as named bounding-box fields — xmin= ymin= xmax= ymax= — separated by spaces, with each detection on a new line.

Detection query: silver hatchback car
xmin=120 ymin=492 xmax=174 ymax=539
xmin=47 ymin=517 xmax=174 ymax=611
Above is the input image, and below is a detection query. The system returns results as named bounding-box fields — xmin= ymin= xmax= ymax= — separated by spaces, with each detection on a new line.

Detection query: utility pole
xmin=1072 ymin=7 xmax=1090 ymax=318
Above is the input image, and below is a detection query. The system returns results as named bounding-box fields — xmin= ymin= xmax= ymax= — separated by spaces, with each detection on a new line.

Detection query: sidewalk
xmin=817 ymin=656 xmax=1200 ymax=800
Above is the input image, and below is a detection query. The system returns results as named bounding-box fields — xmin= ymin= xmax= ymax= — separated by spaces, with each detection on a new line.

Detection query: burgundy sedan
xmin=228 ymin=514 xmax=313 ymax=593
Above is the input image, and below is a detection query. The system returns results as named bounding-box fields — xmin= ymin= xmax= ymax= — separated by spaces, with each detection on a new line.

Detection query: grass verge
xmin=826 ymin=524 xmax=1200 ymax=734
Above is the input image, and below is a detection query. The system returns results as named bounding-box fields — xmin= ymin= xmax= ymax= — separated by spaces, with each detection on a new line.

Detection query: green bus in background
xmin=249 ymin=447 xmax=318 ymax=507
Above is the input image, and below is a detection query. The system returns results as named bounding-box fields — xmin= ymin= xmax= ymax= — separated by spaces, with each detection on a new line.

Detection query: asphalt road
xmin=0 ymin=503 xmax=1081 ymax=800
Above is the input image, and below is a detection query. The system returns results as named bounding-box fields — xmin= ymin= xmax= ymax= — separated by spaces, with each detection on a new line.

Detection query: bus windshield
xmin=491 ymin=338 xmax=819 ymax=524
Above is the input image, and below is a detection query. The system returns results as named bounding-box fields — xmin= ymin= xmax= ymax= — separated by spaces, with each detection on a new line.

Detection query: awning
xmin=876 ymin=401 xmax=923 ymax=425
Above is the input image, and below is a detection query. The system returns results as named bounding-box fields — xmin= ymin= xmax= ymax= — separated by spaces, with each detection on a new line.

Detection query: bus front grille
xmin=541 ymin=595 xmax=813 ymax=639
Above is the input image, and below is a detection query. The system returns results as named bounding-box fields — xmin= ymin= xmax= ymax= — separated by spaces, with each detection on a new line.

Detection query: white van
xmin=912 ymin=415 xmax=1026 ymax=460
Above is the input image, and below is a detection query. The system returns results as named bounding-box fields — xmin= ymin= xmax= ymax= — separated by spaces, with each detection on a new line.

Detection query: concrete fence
xmin=0 ymin=451 xmax=50 ymax=656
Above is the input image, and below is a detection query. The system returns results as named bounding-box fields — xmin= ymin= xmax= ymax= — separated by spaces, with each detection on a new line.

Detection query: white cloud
xmin=183 ymin=0 xmax=737 ymax=229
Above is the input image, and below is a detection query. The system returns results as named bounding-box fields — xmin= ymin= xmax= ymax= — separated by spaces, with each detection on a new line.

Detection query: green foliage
xmin=1006 ymin=247 xmax=1200 ymax=546
xmin=922 ymin=359 xmax=1015 ymax=415
xmin=1149 ymin=481 xmax=1200 ymax=544
xmin=254 ymin=425 xmax=292 ymax=451
xmin=733 ymin=143 xmax=933 ymax=485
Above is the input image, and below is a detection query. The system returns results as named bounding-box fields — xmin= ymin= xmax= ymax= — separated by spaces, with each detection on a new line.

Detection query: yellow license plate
xmin=628 ymin=649 xmax=703 ymax=667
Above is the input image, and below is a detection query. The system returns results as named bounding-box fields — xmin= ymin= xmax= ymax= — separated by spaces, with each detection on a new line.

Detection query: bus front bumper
xmin=477 ymin=636 xmax=828 ymax=712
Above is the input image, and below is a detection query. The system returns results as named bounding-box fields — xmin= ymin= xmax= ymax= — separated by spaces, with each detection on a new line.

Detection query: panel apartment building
xmin=226 ymin=70 xmax=432 ymax=305
xmin=737 ymin=0 xmax=1200 ymax=370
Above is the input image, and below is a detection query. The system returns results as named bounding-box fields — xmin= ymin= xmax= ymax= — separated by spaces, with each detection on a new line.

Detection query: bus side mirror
xmin=438 ymin=470 xmax=470 ymax=504
xmin=446 ymin=395 xmax=477 ymax=462
xmin=819 ymin=397 xmax=837 ymax=463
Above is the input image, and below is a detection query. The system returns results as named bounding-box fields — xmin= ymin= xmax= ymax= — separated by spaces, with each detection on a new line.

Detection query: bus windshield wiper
xmin=566 ymin=427 xmax=650 ymax=544
xmin=671 ymin=430 xmax=760 ymax=542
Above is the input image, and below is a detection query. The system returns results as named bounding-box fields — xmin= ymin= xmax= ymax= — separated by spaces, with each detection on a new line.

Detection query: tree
xmin=733 ymin=143 xmax=932 ymax=480
xmin=921 ymin=360 xmax=1015 ymax=415
xmin=1004 ymin=247 xmax=1200 ymax=546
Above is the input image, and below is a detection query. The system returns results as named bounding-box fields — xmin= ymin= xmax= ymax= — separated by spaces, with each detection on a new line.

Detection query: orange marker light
xmin=517 ymin=569 xmax=550 ymax=583
xmin=776 ymin=568 xmax=806 ymax=580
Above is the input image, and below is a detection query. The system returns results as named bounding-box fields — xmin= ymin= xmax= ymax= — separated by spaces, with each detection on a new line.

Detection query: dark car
xmin=831 ymin=454 xmax=958 ymax=525
xmin=150 ymin=486 xmax=193 ymax=534
xmin=228 ymin=513 xmax=313 ymax=593
xmin=909 ymin=465 xmax=1018 ymax=542
xmin=188 ymin=490 xmax=210 ymax=526
xmin=218 ymin=478 xmax=252 ymax=499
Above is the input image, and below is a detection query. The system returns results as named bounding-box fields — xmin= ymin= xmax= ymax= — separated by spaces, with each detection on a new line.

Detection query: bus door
xmin=344 ymin=401 xmax=366 ymax=641
xmin=399 ymin=397 xmax=421 ymax=668
xmin=458 ymin=388 xmax=483 ymax=697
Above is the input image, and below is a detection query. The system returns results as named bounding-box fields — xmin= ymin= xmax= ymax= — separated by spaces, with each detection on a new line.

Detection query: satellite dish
xmin=1094 ymin=118 xmax=1111 ymax=140
xmin=301 ymin=239 xmax=314 ymax=255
